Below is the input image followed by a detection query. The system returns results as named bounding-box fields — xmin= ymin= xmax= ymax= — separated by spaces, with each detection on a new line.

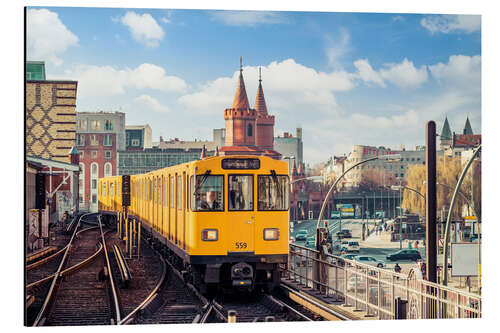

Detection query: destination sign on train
xmin=221 ymin=158 xmax=260 ymax=170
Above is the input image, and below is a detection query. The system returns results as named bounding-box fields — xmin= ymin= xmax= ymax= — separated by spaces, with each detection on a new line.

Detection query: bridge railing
xmin=283 ymin=243 xmax=481 ymax=319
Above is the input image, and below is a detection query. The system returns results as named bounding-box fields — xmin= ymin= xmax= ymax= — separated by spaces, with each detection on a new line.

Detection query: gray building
xmin=274 ymin=127 xmax=303 ymax=171
xmin=117 ymin=147 xmax=210 ymax=175
xmin=76 ymin=111 xmax=126 ymax=150
xmin=126 ymin=125 xmax=152 ymax=150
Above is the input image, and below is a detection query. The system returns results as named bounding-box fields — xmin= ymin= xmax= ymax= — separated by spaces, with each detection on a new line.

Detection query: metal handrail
xmin=32 ymin=212 xmax=93 ymax=326
xmin=98 ymin=215 xmax=121 ymax=324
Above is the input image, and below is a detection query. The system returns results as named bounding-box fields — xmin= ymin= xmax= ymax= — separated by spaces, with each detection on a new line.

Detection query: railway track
xmin=29 ymin=214 xmax=120 ymax=326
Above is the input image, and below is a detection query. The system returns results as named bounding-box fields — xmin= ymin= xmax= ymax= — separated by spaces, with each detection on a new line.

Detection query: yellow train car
xmin=99 ymin=155 xmax=290 ymax=292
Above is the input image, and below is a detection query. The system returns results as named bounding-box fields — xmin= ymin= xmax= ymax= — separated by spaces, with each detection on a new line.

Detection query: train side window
xmin=177 ymin=175 xmax=182 ymax=210
xmin=103 ymin=182 xmax=106 ymax=196
xmin=257 ymin=175 xmax=289 ymax=211
xmin=164 ymin=177 xmax=167 ymax=206
xmin=191 ymin=175 xmax=224 ymax=211
xmin=170 ymin=176 xmax=174 ymax=208
xmin=228 ymin=175 xmax=253 ymax=211
xmin=110 ymin=183 xmax=114 ymax=197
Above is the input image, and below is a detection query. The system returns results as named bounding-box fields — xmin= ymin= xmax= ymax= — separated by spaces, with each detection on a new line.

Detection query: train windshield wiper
xmin=194 ymin=170 xmax=211 ymax=196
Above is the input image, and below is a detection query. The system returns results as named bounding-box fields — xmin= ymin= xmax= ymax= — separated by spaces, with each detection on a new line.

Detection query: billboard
xmin=451 ymin=242 xmax=479 ymax=277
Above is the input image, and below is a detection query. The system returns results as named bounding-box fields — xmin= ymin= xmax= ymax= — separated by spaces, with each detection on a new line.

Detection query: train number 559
xmin=235 ymin=242 xmax=247 ymax=249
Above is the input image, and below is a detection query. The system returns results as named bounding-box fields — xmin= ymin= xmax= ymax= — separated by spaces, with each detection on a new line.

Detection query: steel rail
xmin=26 ymin=227 xmax=104 ymax=292
xmin=263 ymin=294 xmax=313 ymax=321
xmin=98 ymin=215 xmax=121 ymax=324
xmin=118 ymin=238 xmax=167 ymax=325
xmin=32 ymin=212 xmax=94 ymax=326
xmin=279 ymin=283 xmax=351 ymax=321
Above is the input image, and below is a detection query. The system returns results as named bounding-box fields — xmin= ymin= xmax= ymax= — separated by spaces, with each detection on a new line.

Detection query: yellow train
xmin=98 ymin=155 xmax=290 ymax=292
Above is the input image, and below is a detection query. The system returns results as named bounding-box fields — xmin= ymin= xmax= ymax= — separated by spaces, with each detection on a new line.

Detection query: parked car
xmin=305 ymin=236 xmax=316 ymax=249
xmin=470 ymin=234 xmax=479 ymax=243
xmin=295 ymin=230 xmax=308 ymax=241
xmin=336 ymin=229 xmax=352 ymax=239
xmin=347 ymin=275 xmax=366 ymax=291
xmin=386 ymin=249 xmax=422 ymax=261
xmin=355 ymin=256 xmax=385 ymax=268
xmin=347 ymin=241 xmax=360 ymax=253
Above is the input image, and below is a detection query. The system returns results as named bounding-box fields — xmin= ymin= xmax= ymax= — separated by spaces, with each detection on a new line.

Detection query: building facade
xmin=26 ymin=61 xmax=78 ymax=163
xmin=274 ymin=128 xmax=303 ymax=171
xmin=440 ymin=116 xmax=481 ymax=157
xmin=117 ymin=147 xmax=209 ymax=175
xmin=76 ymin=111 xmax=125 ymax=211
xmin=126 ymin=125 xmax=152 ymax=151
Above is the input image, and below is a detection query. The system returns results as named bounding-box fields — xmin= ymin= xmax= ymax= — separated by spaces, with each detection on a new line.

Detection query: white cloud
xmin=178 ymin=58 xmax=356 ymax=115
xmin=421 ymin=15 xmax=480 ymax=34
xmin=135 ymin=95 xmax=169 ymax=112
xmin=58 ymin=63 xmax=187 ymax=98
xmin=379 ymin=58 xmax=428 ymax=89
xmin=161 ymin=17 xmax=171 ymax=24
xmin=120 ymin=11 xmax=164 ymax=47
xmin=209 ymin=10 xmax=286 ymax=27
xmin=429 ymin=55 xmax=481 ymax=91
xmin=392 ymin=15 xmax=405 ymax=22
xmin=353 ymin=59 xmax=386 ymax=87
xmin=27 ymin=8 xmax=79 ymax=66
xmin=325 ymin=28 xmax=351 ymax=68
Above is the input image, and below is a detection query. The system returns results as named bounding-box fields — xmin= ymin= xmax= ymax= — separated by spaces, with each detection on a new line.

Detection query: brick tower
xmin=220 ymin=58 xmax=262 ymax=156
xmin=254 ymin=67 xmax=275 ymax=150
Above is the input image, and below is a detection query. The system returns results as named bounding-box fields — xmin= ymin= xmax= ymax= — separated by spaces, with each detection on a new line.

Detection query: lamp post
xmin=442 ymin=145 xmax=481 ymax=286
xmin=315 ymin=154 xmax=401 ymax=246
xmin=392 ymin=184 xmax=425 ymax=249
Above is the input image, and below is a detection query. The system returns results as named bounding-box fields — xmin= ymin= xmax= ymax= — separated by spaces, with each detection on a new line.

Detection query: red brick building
xmin=219 ymin=61 xmax=281 ymax=159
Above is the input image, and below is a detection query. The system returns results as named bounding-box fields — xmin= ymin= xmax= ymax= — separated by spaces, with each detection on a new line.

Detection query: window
xmin=91 ymin=120 xmax=100 ymax=130
xmin=132 ymin=139 xmax=140 ymax=147
xmin=77 ymin=119 xmax=87 ymax=130
xmin=248 ymin=124 xmax=253 ymax=137
xmin=170 ymin=177 xmax=174 ymax=208
xmin=110 ymin=183 xmax=114 ymax=196
xmin=400 ymin=173 xmax=404 ymax=178
xmin=92 ymin=179 xmax=97 ymax=189
xmin=79 ymin=195 xmax=83 ymax=203
xmin=177 ymin=175 xmax=182 ymax=210
xmin=103 ymin=135 xmax=113 ymax=146
xmin=190 ymin=175 xmax=224 ymax=211
xmin=104 ymin=163 xmax=112 ymax=177
xmin=105 ymin=151 xmax=112 ymax=159
xmin=90 ymin=134 xmax=98 ymax=146
xmin=258 ymin=175 xmax=289 ymax=211
xmin=92 ymin=194 xmax=97 ymax=203
xmin=76 ymin=134 xmax=85 ymax=146
xmin=104 ymin=120 xmax=114 ymax=131
xmin=229 ymin=175 xmax=253 ymax=211
xmin=91 ymin=150 xmax=98 ymax=159
xmin=91 ymin=163 xmax=98 ymax=175
xmin=79 ymin=151 xmax=84 ymax=158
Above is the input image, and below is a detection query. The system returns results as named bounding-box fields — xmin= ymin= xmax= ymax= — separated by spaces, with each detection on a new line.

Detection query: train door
xmin=153 ymin=177 xmax=157 ymax=231
xmin=182 ymin=172 xmax=187 ymax=250
xmin=174 ymin=174 xmax=179 ymax=245
xmin=149 ymin=178 xmax=153 ymax=227
xmin=170 ymin=175 xmax=174 ymax=241
xmin=227 ymin=174 xmax=255 ymax=253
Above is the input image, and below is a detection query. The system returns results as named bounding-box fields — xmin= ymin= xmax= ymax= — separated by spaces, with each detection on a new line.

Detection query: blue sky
xmin=26 ymin=6 xmax=481 ymax=164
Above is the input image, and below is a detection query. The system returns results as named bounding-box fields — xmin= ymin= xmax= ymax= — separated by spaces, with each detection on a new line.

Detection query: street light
xmin=391 ymin=184 xmax=425 ymax=249
xmin=315 ymin=154 xmax=401 ymax=246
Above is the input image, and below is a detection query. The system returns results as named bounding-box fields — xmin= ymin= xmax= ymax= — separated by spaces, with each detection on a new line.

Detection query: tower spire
xmin=232 ymin=57 xmax=250 ymax=109
xmin=254 ymin=67 xmax=268 ymax=116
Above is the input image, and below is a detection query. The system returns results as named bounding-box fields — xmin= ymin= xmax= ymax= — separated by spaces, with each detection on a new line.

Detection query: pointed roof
xmin=254 ymin=67 xmax=268 ymax=116
xmin=441 ymin=116 xmax=452 ymax=140
xmin=464 ymin=117 xmax=473 ymax=135
xmin=68 ymin=146 xmax=80 ymax=155
xmin=231 ymin=57 xmax=250 ymax=109
xmin=291 ymin=160 xmax=297 ymax=176
xmin=200 ymin=145 xmax=207 ymax=159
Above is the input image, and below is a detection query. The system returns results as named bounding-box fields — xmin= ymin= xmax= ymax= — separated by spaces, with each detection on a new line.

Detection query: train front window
xmin=191 ymin=175 xmax=223 ymax=211
xmin=258 ymin=175 xmax=289 ymax=211
xmin=228 ymin=175 xmax=253 ymax=211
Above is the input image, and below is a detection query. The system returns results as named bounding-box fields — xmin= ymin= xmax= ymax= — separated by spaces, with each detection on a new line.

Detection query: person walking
xmin=408 ymin=240 xmax=412 ymax=249
xmin=394 ymin=263 xmax=402 ymax=273
xmin=415 ymin=240 xmax=419 ymax=249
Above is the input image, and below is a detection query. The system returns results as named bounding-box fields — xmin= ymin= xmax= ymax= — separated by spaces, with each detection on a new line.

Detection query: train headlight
xmin=201 ymin=229 xmax=218 ymax=241
xmin=263 ymin=228 xmax=279 ymax=241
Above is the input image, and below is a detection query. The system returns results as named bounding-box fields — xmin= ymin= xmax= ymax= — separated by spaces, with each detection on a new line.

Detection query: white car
xmin=346 ymin=241 xmax=360 ymax=253
xmin=355 ymin=256 xmax=385 ymax=268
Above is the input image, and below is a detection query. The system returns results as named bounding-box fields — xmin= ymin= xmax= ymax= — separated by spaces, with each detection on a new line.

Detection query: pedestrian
xmin=379 ymin=226 xmax=382 ymax=234
xmin=415 ymin=240 xmax=419 ymax=248
xmin=394 ymin=263 xmax=402 ymax=273
xmin=408 ymin=240 xmax=412 ymax=249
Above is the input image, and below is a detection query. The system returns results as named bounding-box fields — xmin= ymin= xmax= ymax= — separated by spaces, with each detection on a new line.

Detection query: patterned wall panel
xmin=26 ymin=81 xmax=78 ymax=162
